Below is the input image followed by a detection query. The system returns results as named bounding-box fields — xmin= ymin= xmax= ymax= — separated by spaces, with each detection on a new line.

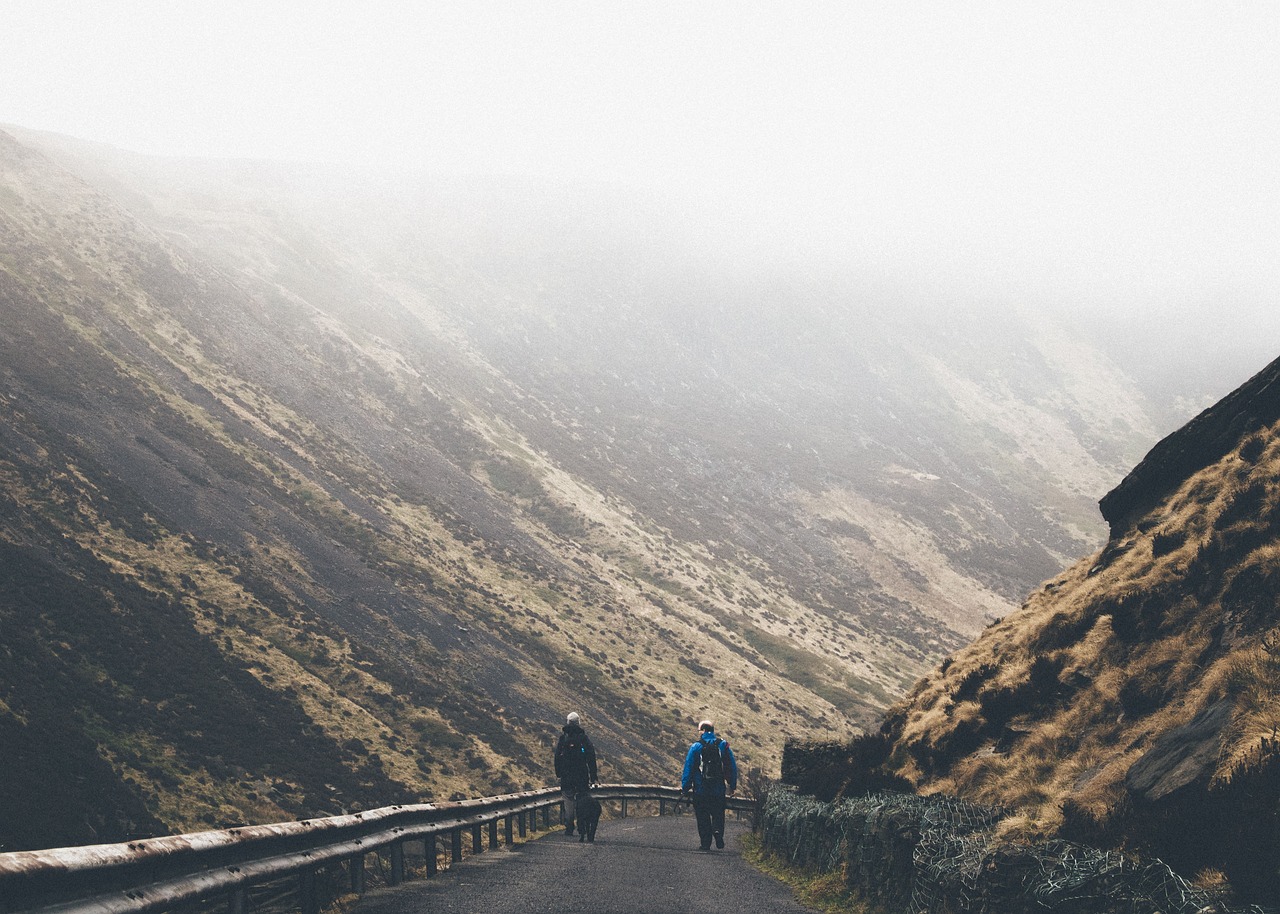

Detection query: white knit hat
xmin=567 ymin=712 xmax=580 ymax=725
xmin=699 ymin=719 xmax=714 ymax=732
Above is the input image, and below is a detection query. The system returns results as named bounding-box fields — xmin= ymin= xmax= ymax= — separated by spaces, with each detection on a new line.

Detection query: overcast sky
xmin=2 ymin=2 xmax=1278 ymax=319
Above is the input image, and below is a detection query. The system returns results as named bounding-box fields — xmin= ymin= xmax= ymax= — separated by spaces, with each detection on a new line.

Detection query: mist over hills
xmin=0 ymin=125 xmax=1248 ymax=851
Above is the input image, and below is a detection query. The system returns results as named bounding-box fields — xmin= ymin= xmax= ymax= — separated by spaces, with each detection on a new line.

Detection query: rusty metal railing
xmin=0 ymin=784 xmax=755 ymax=914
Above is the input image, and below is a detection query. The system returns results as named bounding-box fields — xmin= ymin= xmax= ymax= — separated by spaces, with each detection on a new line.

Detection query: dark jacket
xmin=681 ymin=731 xmax=738 ymax=797
xmin=554 ymin=724 xmax=598 ymax=791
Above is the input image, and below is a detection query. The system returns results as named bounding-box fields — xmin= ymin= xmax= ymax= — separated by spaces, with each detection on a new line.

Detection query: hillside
xmin=0 ymin=125 xmax=1206 ymax=852
xmin=806 ymin=353 xmax=1280 ymax=901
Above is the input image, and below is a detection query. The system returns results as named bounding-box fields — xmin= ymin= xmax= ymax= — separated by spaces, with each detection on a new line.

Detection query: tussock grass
xmin=880 ymin=418 xmax=1280 ymax=847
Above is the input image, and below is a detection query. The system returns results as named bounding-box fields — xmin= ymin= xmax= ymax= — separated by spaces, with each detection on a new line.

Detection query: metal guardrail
xmin=0 ymin=785 xmax=755 ymax=914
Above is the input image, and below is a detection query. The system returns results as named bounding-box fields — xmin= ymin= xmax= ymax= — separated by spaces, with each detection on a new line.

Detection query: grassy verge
xmin=739 ymin=832 xmax=871 ymax=914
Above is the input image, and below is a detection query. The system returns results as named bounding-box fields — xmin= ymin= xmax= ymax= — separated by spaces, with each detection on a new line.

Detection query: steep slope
xmin=12 ymin=126 xmax=1170 ymax=634
xmin=0 ymin=125 xmax=1191 ymax=852
xmin=0 ymin=128 xmax=874 ymax=847
xmin=831 ymin=353 xmax=1280 ymax=900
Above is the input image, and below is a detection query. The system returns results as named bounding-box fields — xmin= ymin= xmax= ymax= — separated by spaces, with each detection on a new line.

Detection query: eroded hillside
xmin=0 ymin=128 xmax=894 ymax=848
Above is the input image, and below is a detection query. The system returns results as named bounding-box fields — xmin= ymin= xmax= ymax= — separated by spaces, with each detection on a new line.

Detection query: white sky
xmin=2 ymin=2 xmax=1278 ymax=315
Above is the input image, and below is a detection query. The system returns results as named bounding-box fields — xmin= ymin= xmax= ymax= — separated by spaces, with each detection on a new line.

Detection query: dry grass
xmin=882 ymin=419 xmax=1280 ymax=841
xmin=741 ymin=832 xmax=873 ymax=914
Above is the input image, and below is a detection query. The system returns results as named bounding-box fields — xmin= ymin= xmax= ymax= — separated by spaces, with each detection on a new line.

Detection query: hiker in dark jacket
xmin=681 ymin=719 xmax=738 ymax=850
xmin=554 ymin=712 xmax=598 ymax=836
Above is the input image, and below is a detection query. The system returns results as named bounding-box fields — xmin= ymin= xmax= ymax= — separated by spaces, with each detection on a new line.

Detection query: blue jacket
xmin=681 ymin=731 xmax=738 ymax=797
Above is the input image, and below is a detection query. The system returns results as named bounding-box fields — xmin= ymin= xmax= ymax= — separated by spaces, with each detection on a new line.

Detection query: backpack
xmin=699 ymin=738 xmax=724 ymax=785
xmin=559 ymin=731 xmax=587 ymax=774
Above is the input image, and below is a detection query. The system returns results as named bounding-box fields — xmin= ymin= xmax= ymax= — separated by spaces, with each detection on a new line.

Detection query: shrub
xmin=1032 ymin=611 xmax=1095 ymax=654
xmin=1152 ymin=528 xmax=1187 ymax=558
xmin=1240 ymin=434 xmax=1268 ymax=464
xmin=952 ymin=663 xmax=997 ymax=703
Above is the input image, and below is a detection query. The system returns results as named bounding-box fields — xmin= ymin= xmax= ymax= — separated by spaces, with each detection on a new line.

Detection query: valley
xmin=0 ymin=124 xmax=1248 ymax=851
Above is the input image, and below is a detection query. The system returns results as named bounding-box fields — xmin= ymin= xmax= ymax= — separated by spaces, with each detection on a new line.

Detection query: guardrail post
xmin=425 ymin=836 xmax=438 ymax=877
xmin=529 ymin=808 xmax=538 ymax=833
xmin=471 ymin=823 xmax=482 ymax=854
xmin=659 ymin=798 xmax=666 ymax=816
xmin=621 ymin=798 xmax=628 ymax=819
xmin=299 ymin=870 xmax=319 ymax=914
xmin=518 ymin=811 xmax=528 ymax=837
xmin=389 ymin=841 xmax=405 ymax=885
xmin=488 ymin=819 xmax=498 ymax=850
xmin=450 ymin=828 xmax=463 ymax=864
xmin=543 ymin=805 xmax=551 ymax=827
xmin=504 ymin=814 xmax=514 ymax=846
xmin=349 ymin=852 xmax=366 ymax=893
xmin=230 ymin=886 xmax=247 ymax=914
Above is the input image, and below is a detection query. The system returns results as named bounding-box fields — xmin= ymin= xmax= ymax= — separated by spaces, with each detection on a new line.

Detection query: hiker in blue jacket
xmin=681 ymin=719 xmax=738 ymax=850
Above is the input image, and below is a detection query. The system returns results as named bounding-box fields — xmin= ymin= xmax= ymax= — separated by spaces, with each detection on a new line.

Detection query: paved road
xmin=350 ymin=814 xmax=818 ymax=914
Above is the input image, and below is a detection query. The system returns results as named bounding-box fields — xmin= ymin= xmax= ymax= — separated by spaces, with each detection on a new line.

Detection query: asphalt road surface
xmin=350 ymin=814 xmax=819 ymax=914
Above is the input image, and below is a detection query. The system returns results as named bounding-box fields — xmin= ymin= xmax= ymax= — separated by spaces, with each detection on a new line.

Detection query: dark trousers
xmin=562 ymin=788 xmax=578 ymax=830
xmin=692 ymin=794 xmax=726 ymax=849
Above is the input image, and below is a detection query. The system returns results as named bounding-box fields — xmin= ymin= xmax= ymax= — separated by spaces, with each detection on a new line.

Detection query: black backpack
xmin=559 ymin=732 xmax=587 ymax=773
xmin=699 ymin=738 xmax=724 ymax=785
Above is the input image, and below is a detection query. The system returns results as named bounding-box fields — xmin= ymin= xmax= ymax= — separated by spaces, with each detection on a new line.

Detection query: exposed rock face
xmin=1100 ymin=354 xmax=1280 ymax=537
xmin=1124 ymin=698 xmax=1234 ymax=803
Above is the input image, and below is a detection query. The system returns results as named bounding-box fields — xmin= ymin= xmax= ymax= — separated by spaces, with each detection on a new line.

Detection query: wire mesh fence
xmin=759 ymin=787 xmax=1273 ymax=914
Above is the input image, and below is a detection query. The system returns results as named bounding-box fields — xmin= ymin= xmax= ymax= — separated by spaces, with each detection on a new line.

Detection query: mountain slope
xmin=0 ymin=125 xmax=1201 ymax=851
xmin=825 ymin=353 xmax=1280 ymax=901
xmin=2 ymin=127 xmax=883 ymax=845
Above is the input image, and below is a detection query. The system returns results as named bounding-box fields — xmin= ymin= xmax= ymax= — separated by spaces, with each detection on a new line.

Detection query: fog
xmin=3 ymin=2 xmax=1278 ymax=335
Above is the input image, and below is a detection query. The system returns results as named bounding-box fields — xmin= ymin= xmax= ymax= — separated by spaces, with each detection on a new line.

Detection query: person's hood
xmin=563 ymin=723 xmax=586 ymax=736
xmin=700 ymin=732 xmax=718 ymax=744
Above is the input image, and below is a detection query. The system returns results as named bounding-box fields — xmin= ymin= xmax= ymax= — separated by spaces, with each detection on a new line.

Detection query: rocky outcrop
xmin=1100 ymin=354 xmax=1280 ymax=537
xmin=1124 ymin=698 xmax=1234 ymax=803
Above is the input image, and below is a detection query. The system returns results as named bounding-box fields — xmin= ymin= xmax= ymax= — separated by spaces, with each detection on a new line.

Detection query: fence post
xmin=425 ymin=836 xmax=438 ymax=877
xmin=349 ymin=852 xmax=366 ymax=893
xmin=529 ymin=808 xmax=538 ymax=833
xmin=621 ymin=799 xmax=628 ymax=819
xmin=471 ymin=823 xmax=483 ymax=854
xmin=518 ymin=811 xmax=528 ymax=838
xmin=389 ymin=841 xmax=405 ymax=886
xmin=451 ymin=828 xmax=463 ymax=864
xmin=660 ymin=798 xmax=666 ymax=816
xmin=299 ymin=871 xmax=319 ymax=914
xmin=488 ymin=819 xmax=499 ymax=850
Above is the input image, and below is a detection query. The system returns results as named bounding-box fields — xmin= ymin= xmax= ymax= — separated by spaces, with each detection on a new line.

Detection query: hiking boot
xmin=714 ymin=833 xmax=724 ymax=849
